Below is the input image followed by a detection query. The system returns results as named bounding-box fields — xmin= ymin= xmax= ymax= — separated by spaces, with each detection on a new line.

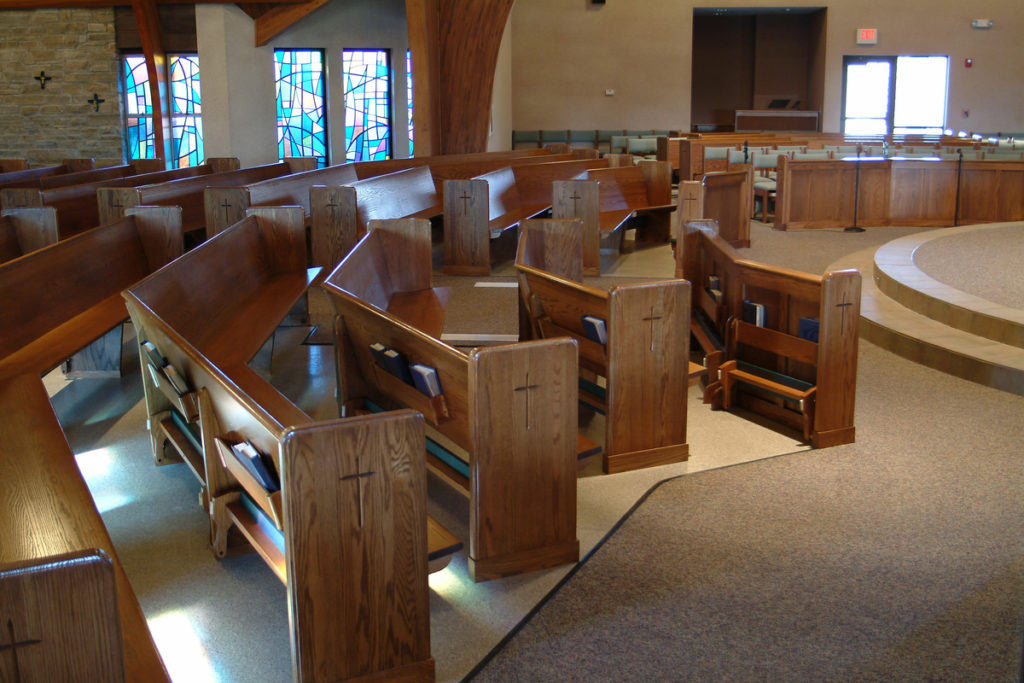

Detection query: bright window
xmin=274 ymin=49 xmax=328 ymax=167
xmin=123 ymin=54 xmax=204 ymax=167
xmin=841 ymin=55 xmax=949 ymax=137
xmin=343 ymin=49 xmax=392 ymax=162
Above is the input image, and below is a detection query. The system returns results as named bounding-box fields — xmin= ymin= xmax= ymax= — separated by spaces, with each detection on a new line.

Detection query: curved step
xmin=828 ymin=242 xmax=1024 ymax=397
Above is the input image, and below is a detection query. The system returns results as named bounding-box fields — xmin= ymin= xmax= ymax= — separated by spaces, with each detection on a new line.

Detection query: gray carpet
xmin=468 ymin=225 xmax=1024 ymax=682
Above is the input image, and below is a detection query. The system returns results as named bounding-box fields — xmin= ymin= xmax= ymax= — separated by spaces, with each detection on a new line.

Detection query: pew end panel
xmin=813 ymin=269 xmax=861 ymax=448
xmin=702 ymin=168 xmax=752 ymax=248
xmin=516 ymin=257 xmax=692 ymax=473
xmin=283 ymin=413 xmax=435 ymax=682
xmin=0 ymin=549 xmax=126 ymax=682
xmin=467 ymin=338 xmax=580 ymax=581
xmin=443 ymin=178 xmax=492 ymax=276
xmin=551 ymin=181 xmax=600 ymax=276
xmin=0 ymin=206 xmax=59 ymax=262
xmin=604 ymin=281 xmax=691 ymax=472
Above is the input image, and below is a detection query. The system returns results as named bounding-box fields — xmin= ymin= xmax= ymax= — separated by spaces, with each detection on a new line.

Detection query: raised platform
xmin=828 ymin=223 xmax=1024 ymax=396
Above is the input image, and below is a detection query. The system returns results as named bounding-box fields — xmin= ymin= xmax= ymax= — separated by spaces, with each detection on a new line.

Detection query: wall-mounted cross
xmin=34 ymin=71 xmax=51 ymax=90
xmin=458 ymin=190 xmax=472 ymax=214
xmin=87 ymin=93 xmax=104 ymax=112
xmin=514 ymin=371 xmax=541 ymax=431
xmin=642 ymin=306 xmax=663 ymax=352
xmin=2 ymin=618 xmax=42 ymax=683
xmin=835 ymin=293 xmax=854 ymax=334
xmin=340 ymin=456 xmax=376 ymax=529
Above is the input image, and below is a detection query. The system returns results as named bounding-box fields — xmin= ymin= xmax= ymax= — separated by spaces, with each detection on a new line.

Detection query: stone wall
xmin=0 ymin=8 xmax=123 ymax=167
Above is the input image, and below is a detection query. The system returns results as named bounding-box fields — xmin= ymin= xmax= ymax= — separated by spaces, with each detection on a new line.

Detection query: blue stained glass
xmin=343 ymin=49 xmax=392 ymax=162
xmin=275 ymin=49 xmax=327 ymax=168
xmin=122 ymin=54 xmax=204 ymax=167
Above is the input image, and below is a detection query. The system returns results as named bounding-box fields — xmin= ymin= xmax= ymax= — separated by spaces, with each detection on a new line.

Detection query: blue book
xmin=231 ymin=440 xmax=280 ymax=492
xmin=581 ymin=315 xmax=608 ymax=344
xmin=798 ymin=317 xmax=820 ymax=342
xmin=742 ymin=300 xmax=766 ymax=327
xmin=409 ymin=363 xmax=442 ymax=397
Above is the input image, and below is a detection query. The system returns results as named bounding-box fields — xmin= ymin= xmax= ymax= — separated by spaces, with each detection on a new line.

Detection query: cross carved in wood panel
xmin=220 ymin=199 xmax=233 ymax=223
xmin=2 ymin=618 xmax=42 ymax=683
xmin=514 ymin=371 xmax=541 ymax=431
xmin=642 ymin=306 xmax=663 ymax=352
xmin=340 ymin=456 xmax=376 ymax=529
xmin=568 ymin=190 xmax=583 ymax=216
xmin=835 ymin=293 xmax=853 ymax=335
xmin=458 ymin=190 xmax=472 ymax=215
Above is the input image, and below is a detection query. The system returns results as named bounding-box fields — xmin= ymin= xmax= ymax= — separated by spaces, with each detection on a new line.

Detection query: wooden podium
xmin=735 ymin=110 xmax=819 ymax=132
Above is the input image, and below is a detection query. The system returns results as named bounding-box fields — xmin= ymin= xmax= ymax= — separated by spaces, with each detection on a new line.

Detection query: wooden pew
xmin=701 ymin=168 xmax=752 ymax=248
xmin=98 ymin=160 xmax=293 ymax=234
xmin=322 ymin=218 xmax=580 ymax=581
xmin=0 ymin=159 xmax=28 ymax=172
xmin=677 ymin=219 xmax=861 ymax=447
xmin=1 ymin=160 xmax=237 ymax=240
xmin=34 ymin=159 xmax=164 ymax=191
xmin=0 ymin=159 xmax=95 ymax=208
xmin=576 ymin=160 xmax=675 ymax=244
xmin=0 ymin=206 xmax=187 ymax=682
xmin=204 ymin=163 xmax=361 ymax=238
xmin=442 ymin=157 xmax=609 ymax=275
xmin=0 ymin=206 xmax=58 ymax=264
xmin=515 ymin=218 xmax=694 ymax=474
xmin=124 ymin=207 xmax=452 ymax=681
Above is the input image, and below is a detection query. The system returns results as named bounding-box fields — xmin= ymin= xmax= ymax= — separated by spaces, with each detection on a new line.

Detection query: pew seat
xmin=720 ymin=319 xmax=817 ymax=442
xmin=578 ymin=161 xmax=675 ymax=244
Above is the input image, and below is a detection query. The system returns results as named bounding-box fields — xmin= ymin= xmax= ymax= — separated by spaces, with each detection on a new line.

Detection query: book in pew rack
xmin=742 ymin=299 xmax=766 ymax=327
xmin=370 ymin=342 xmax=414 ymax=384
xmin=409 ymin=363 xmax=443 ymax=397
xmin=581 ymin=315 xmax=608 ymax=345
xmin=798 ymin=317 xmax=820 ymax=342
xmin=230 ymin=440 xmax=280 ymax=492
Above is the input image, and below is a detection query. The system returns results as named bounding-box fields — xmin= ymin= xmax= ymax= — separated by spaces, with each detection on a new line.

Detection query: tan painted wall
xmin=510 ymin=0 xmax=1024 ymax=134
xmin=197 ymin=0 xmax=409 ymax=167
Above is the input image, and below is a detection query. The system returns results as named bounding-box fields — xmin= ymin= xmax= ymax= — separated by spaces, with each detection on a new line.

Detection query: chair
xmin=512 ymin=130 xmax=541 ymax=149
xmin=749 ymin=152 xmax=780 ymax=222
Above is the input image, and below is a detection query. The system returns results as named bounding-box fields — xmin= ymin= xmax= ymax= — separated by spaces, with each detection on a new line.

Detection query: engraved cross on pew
xmin=642 ymin=306 xmax=663 ymax=352
xmin=2 ymin=618 xmax=42 ymax=683
xmin=835 ymin=293 xmax=854 ymax=334
xmin=340 ymin=456 xmax=376 ymax=529
xmin=220 ymin=199 xmax=233 ymax=223
xmin=514 ymin=371 xmax=541 ymax=431
xmin=569 ymin=191 xmax=583 ymax=215
xmin=459 ymin=191 xmax=472 ymax=214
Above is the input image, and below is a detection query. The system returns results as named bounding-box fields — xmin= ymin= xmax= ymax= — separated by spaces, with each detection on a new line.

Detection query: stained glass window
xmin=274 ymin=49 xmax=327 ymax=168
xmin=123 ymin=55 xmax=154 ymax=161
xmin=406 ymin=50 xmax=414 ymax=157
xmin=343 ymin=49 xmax=392 ymax=162
xmin=122 ymin=54 xmax=204 ymax=168
xmin=169 ymin=55 xmax=203 ymax=168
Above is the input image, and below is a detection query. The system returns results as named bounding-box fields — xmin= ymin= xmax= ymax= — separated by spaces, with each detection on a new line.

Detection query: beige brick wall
xmin=0 ymin=8 xmax=123 ymax=167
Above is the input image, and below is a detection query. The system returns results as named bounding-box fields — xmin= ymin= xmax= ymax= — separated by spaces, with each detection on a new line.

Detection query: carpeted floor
xmin=467 ymin=223 xmax=1024 ymax=682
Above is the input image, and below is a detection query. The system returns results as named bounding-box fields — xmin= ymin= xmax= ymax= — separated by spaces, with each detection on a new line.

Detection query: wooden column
xmin=132 ymin=0 xmax=171 ymax=167
xmin=406 ymin=0 xmax=514 ymax=155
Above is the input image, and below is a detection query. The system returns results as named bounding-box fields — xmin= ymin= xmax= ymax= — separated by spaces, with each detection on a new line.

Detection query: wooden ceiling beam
xmin=250 ymin=0 xmax=330 ymax=47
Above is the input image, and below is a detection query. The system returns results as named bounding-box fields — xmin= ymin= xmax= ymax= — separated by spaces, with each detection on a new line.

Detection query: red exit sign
xmin=857 ymin=28 xmax=878 ymax=45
